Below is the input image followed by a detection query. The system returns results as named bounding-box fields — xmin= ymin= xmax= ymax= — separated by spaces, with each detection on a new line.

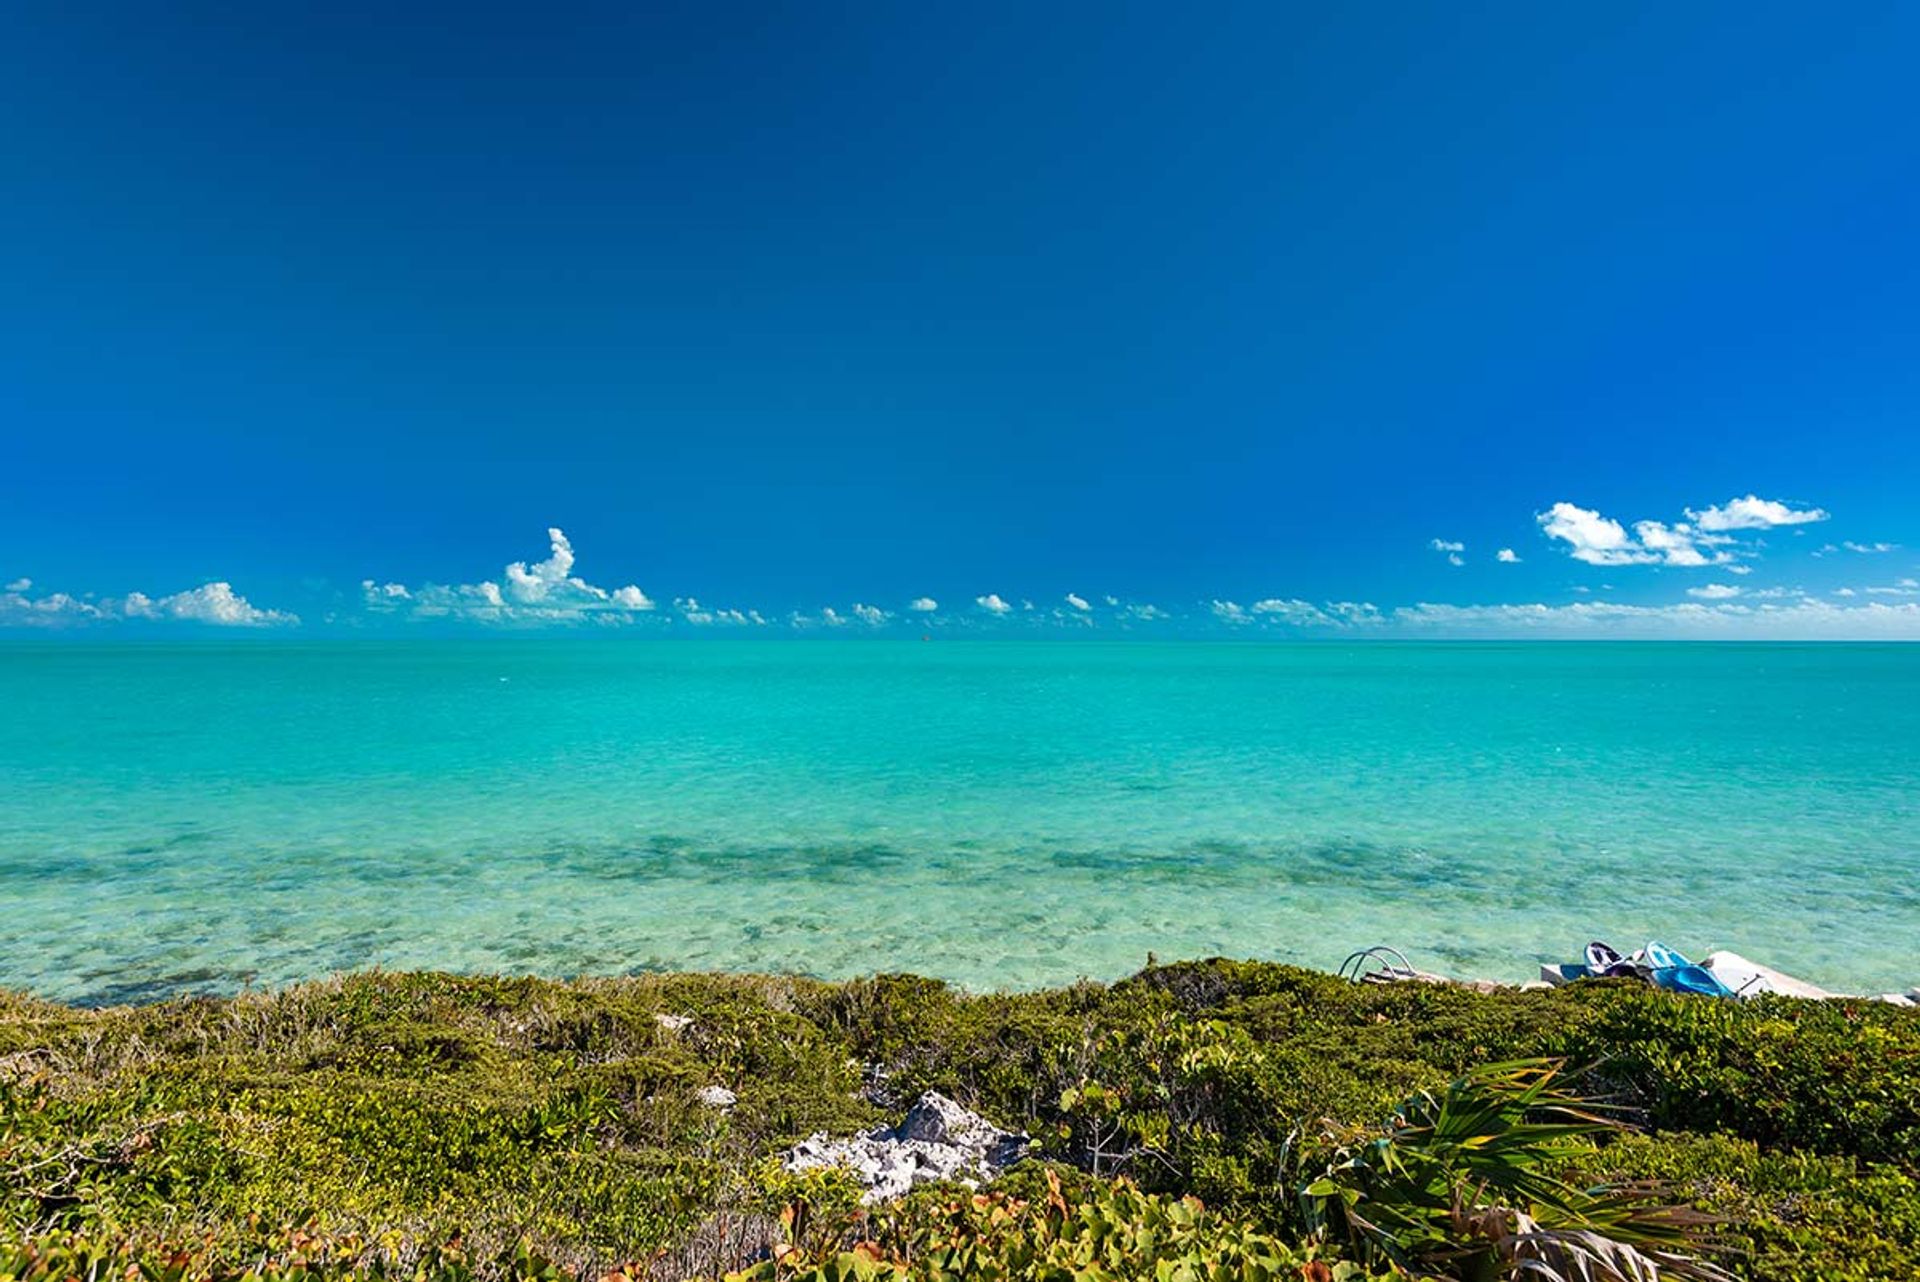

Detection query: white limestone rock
xmin=696 ymin=1084 xmax=738 ymax=1108
xmin=783 ymin=1091 xmax=1030 ymax=1203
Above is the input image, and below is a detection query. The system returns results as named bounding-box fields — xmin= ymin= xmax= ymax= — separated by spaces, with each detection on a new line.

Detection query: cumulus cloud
xmin=2 ymin=577 xmax=295 ymax=628
xmin=975 ymin=593 xmax=1012 ymax=614
xmin=672 ymin=597 xmax=759 ymax=626
xmin=1496 ymin=549 xmax=1519 ymax=563
xmin=1842 ymin=541 xmax=1897 ymax=554
xmin=1391 ymin=598 xmax=1920 ymax=640
xmin=1064 ymin=593 xmax=1091 ymax=611
xmin=1326 ymin=601 xmax=1385 ymax=625
xmin=1631 ymin=520 xmax=1720 ymax=567
xmin=1538 ymin=503 xmax=1648 ymax=565
xmin=503 ymin=528 xmax=582 ymax=602
xmin=0 ymin=586 xmax=109 ymax=625
xmin=1429 ymin=538 xmax=1466 ymax=567
xmin=908 ymin=597 xmax=938 ymax=613
xmin=1537 ymin=501 xmax=1756 ymax=568
xmin=1686 ymin=583 xmax=1743 ymax=600
xmin=1210 ymin=599 xmax=1250 ymax=624
xmin=148 ymin=583 xmax=296 ymax=626
xmin=852 ymin=602 xmax=888 ymax=625
xmin=1686 ymin=494 xmax=1829 ymax=531
xmin=1864 ymin=578 xmax=1920 ymax=597
xmin=1250 ymin=598 xmax=1332 ymax=625
xmin=363 ymin=528 xmax=656 ymax=625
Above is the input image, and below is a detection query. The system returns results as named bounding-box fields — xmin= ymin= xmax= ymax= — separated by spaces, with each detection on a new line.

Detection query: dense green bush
xmin=1302 ymin=1061 xmax=1731 ymax=1281
xmin=729 ymin=1172 xmax=1384 ymax=1282
xmin=1575 ymin=1132 xmax=1920 ymax=1282
xmin=2 ymin=962 xmax=1916 ymax=1279
xmin=1546 ymin=988 xmax=1920 ymax=1161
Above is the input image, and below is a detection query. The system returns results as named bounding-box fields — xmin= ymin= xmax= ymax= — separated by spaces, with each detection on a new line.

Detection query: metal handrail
xmin=1338 ymin=944 xmax=1417 ymax=983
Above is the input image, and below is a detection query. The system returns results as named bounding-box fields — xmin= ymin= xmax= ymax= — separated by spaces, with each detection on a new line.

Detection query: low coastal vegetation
xmin=2 ymin=961 xmax=1916 ymax=1280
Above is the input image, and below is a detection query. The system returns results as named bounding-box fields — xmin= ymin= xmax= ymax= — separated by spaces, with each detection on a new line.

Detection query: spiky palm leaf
xmin=1302 ymin=1060 xmax=1732 ymax=1282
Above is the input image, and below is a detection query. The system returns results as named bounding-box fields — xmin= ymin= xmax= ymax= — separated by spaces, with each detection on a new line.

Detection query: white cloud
xmin=1430 ymin=539 xmax=1465 ymax=552
xmin=786 ymin=608 xmax=848 ymax=629
xmin=1686 ymin=583 xmax=1743 ymax=600
xmin=611 ymin=585 xmax=653 ymax=609
xmin=1631 ymin=520 xmax=1717 ymax=567
xmin=1392 ymin=598 xmax=1920 ymax=640
xmin=1250 ymin=598 xmax=1331 ymax=625
xmin=1496 ymin=549 xmax=1519 ymax=563
xmin=1204 ymin=598 xmax=1385 ymax=629
xmin=1326 ymin=601 xmax=1385 ymax=625
xmin=364 ymin=528 xmax=655 ymax=625
xmin=1538 ymin=503 xmax=1651 ymax=565
xmin=1064 ymin=593 xmax=1091 ymax=611
xmin=1537 ymin=501 xmax=1749 ymax=568
xmin=1842 ymin=541 xmax=1898 ymax=554
xmin=1865 ymin=578 xmax=1920 ymax=597
xmin=852 ymin=602 xmax=888 ymax=625
xmin=1687 ymin=495 xmax=1829 ymax=531
xmin=503 ymin=527 xmax=583 ymax=602
xmin=143 ymin=583 xmax=296 ymax=626
xmin=1 ymin=587 xmax=109 ymax=625
xmin=1833 ymin=588 xmax=1857 ymax=597
xmin=908 ymin=597 xmax=938 ymax=613
xmin=976 ymin=593 xmax=1011 ymax=614
xmin=1128 ymin=603 xmax=1168 ymax=620
xmin=3 ymin=578 xmax=294 ymax=628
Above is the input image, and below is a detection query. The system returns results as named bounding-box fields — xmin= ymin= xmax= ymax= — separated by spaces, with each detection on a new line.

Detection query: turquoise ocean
xmin=2 ymin=640 xmax=1916 ymax=1004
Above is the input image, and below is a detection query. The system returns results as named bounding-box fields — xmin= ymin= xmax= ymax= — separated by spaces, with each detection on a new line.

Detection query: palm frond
xmin=1301 ymin=1059 xmax=1731 ymax=1282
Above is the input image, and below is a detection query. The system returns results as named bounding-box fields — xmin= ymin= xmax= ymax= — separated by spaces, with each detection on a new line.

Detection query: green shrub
xmin=1576 ymin=1132 xmax=1920 ymax=1282
xmin=1302 ymin=1060 xmax=1732 ymax=1281
xmin=730 ymin=1172 xmax=1384 ymax=1282
xmin=3 ymin=961 xmax=1917 ymax=1279
xmin=1548 ymin=989 xmax=1920 ymax=1161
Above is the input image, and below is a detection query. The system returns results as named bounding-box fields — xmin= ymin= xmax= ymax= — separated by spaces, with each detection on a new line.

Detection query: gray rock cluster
xmin=783 ymin=1090 xmax=1030 ymax=1203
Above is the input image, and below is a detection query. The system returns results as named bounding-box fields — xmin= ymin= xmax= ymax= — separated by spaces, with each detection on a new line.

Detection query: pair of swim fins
xmin=1587 ymin=939 xmax=1735 ymax=998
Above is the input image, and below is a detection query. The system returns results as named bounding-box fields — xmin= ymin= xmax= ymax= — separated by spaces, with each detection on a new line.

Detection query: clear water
xmin=2 ymin=639 xmax=1916 ymax=1005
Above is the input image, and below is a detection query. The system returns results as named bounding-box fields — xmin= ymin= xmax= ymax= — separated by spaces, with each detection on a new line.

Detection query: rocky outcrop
xmin=783 ymin=1090 xmax=1030 ymax=1203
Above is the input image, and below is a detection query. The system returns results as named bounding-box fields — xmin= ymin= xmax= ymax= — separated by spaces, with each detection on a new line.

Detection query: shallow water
xmin=2 ymin=639 xmax=1915 ymax=1003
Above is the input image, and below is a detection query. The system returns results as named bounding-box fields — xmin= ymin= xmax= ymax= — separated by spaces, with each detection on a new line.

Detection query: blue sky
xmin=4 ymin=2 xmax=1919 ymax=637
